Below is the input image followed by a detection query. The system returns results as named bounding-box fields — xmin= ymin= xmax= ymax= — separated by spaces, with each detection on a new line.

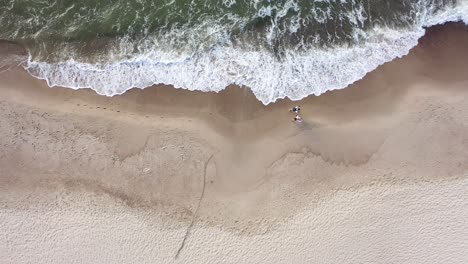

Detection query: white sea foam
xmin=24 ymin=1 xmax=468 ymax=105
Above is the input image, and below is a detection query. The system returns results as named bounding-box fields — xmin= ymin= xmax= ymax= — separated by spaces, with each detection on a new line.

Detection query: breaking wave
xmin=1 ymin=0 xmax=467 ymax=104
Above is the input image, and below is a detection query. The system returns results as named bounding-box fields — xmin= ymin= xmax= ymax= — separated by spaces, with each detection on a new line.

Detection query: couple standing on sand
xmin=290 ymin=106 xmax=302 ymax=122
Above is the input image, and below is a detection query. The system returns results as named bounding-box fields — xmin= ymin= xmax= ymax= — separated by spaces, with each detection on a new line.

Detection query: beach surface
xmin=1 ymin=24 xmax=468 ymax=263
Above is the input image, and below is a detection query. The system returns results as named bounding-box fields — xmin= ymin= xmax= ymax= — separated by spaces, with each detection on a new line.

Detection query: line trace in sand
xmin=175 ymin=154 xmax=214 ymax=259
xmin=0 ymin=61 xmax=25 ymax=75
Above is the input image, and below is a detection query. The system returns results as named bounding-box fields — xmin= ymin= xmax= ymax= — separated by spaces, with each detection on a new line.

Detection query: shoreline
xmin=1 ymin=23 xmax=467 ymax=106
xmin=1 ymin=23 xmax=468 ymax=263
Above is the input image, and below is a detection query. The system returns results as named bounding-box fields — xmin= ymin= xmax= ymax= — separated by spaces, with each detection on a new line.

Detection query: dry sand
xmin=1 ymin=24 xmax=468 ymax=263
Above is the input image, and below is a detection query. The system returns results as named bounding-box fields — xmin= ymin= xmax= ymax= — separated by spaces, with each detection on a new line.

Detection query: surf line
xmin=175 ymin=153 xmax=214 ymax=259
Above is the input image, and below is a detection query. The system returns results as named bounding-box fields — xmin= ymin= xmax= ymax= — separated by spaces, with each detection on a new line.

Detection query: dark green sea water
xmin=0 ymin=0 xmax=466 ymax=104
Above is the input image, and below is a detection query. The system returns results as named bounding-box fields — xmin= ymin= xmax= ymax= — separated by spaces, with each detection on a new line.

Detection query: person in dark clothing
xmin=290 ymin=106 xmax=301 ymax=114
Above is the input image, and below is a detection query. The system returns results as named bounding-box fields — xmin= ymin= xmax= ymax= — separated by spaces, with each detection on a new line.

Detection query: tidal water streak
xmin=0 ymin=0 xmax=467 ymax=103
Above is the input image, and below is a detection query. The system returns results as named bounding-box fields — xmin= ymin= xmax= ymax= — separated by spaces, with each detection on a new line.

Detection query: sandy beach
xmin=1 ymin=23 xmax=468 ymax=263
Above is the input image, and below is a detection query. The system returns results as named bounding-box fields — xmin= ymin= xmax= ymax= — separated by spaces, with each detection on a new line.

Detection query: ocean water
xmin=1 ymin=0 xmax=467 ymax=104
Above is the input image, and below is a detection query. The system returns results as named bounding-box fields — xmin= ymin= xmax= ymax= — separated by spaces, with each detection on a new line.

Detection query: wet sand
xmin=1 ymin=23 xmax=468 ymax=263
